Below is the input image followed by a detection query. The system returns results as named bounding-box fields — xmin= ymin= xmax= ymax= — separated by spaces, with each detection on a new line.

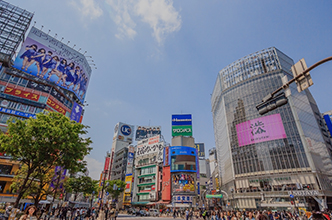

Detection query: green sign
xmin=172 ymin=125 xmax=192 ymax=137
xmin=206 ymin=194 xmax=223 ymax=198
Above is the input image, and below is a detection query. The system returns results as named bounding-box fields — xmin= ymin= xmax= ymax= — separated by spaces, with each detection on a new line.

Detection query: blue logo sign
xmin=70 ymin=102 xmax=83 ymax=123
xmin=172 ymin=114 xmax=192 ymax=126
xmin=121 ymin=124 xmax=132 ymax=136
xmin=290 ymin=194 xmax=294 ymax=198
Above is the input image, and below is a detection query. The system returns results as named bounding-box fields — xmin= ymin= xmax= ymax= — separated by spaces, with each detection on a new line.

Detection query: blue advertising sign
xmin=197 ymin=182 xmax=200 ymax=195
xmin=170 ymin=146 xmax=197 ymax=173
xmin=0 ymin=106 xmax=36 ymax=119
xmin=70 ymin=102 xmax=83 ymax=123
xmin=172 ymin=114 xmax=192 ymax=126
xmin=324 ymin=115 xmax=332 ymax=137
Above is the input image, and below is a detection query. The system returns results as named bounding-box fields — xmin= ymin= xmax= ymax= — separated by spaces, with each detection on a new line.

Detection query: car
xmin=149 ymin=209 xmax=160 ymax=216
xmin=139 ymin=210 xmax=149 ymax=216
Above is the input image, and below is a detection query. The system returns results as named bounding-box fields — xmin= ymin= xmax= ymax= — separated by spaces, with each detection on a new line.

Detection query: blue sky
xmin=10 ymin=0 xmax=332 ymax=180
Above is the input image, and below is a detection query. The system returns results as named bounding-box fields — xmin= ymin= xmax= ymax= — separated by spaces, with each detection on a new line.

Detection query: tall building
xmin=0 ymin=0 xmax=91 ymax=203
xmin=211 ymin=47 xmax=332 ymax=210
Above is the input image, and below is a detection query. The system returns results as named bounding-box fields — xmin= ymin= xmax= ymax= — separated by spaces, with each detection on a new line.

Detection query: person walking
xmin=110 ymin=207 xmax=116 ymax=220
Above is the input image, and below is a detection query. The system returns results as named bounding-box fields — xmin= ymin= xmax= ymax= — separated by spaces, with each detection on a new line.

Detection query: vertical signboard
xmin=162 ymin=166 xmax=171 ymax=201
xmin=70 ymin=102 xmax=83 ymax=123
xmin=172 ymin=114 xmax=192 ymax=137
xmin=104 ymin=157 xmax=110 ymax=171
xmin=113 ymin=122 xmax=135 ymax=143
xmin=194 ymin=143 xmax=205 ymax=158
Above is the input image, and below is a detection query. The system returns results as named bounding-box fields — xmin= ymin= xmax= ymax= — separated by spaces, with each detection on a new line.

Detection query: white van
xmin=149 ymin=209 xmax=160 ymax=216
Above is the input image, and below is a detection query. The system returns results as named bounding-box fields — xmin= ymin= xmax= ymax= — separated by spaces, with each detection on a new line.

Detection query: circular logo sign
xmin=120 ymin=125 xmax=131 ymax=136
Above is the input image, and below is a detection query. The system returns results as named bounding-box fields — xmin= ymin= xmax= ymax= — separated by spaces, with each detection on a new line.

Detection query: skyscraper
xmin=211 ymin=47 xmax=332 ymax=210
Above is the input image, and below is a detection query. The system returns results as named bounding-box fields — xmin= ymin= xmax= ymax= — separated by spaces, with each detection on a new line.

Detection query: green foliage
xmin=0 ymin=112 xmax=93 ymax=207
xmin=65 ymin=176 xmax=99 ymax=200
xmin=104 ymin=179 xmax=126 ymax=200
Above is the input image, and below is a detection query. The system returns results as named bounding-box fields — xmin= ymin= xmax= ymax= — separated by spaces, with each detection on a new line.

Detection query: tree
xmin=104 ymin=179 xmax=126 ymax=203
xmin=10 ymin=165 xmax=58 ymax=207
xmin=65 ymin=176 xmax=99 ymax=201
xmin=0 ymin=112 xmax=92 ymax=207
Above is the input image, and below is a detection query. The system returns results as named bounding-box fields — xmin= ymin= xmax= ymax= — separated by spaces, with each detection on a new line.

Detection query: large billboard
xmin=136 ymin=135 xmax=164 ymax=162
xmin=135 ymin=126 xmax=161 ymax=141
xmin=172 ymin=173 xmax=196 ymax=194
xmin=236 ymin=113 xmax=287 ymax=147
xmin=13 ymin=27 xmax=91 ymax=103
xmin=113 ymin=122 xmax=135 ymax=143
xmin=172 ymin=114 xmax=192 ymax=137
xmin=162 ymin=166 xmax=171 ymax=201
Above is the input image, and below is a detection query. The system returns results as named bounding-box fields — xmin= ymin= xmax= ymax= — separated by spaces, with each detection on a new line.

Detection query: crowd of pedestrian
xmin=164 ymin=208 xmax=332 ymax=220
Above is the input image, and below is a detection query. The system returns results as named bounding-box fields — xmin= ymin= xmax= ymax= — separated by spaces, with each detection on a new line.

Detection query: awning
xmin=156 ymin=201 xmax=171 ymax=204
xmin=147 ymin=202 xmax=155 ymax=205
xmin=132 ymin=201 xmax=149 ymax=205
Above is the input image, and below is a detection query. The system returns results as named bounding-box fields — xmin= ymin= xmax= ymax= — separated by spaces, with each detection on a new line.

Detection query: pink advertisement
xmin=236 ymin=113 xmax=287 ymax=147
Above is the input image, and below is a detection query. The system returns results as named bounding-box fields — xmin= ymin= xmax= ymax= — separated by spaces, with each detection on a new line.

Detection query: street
xmin=117 ymin=214 xmax=175 ymax=220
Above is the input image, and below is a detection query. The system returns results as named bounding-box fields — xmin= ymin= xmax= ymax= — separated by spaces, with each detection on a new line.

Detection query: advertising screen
xmin=135 ymin=126 xmax=161 ymax=141
xmin=162 ymin=166 xmax=171 ymax=201
xmin=172 ymin=173 xmax=196 ymax=194
xmin=170 ymin=146 xmax=197 ymax=172
xmin=13 ymin=27 xmax=91 ymax=103
xmin=236 ymin=113 xmax=287 ymax=147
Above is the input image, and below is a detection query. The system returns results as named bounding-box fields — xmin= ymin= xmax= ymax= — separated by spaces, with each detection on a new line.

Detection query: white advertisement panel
xmin=136 ymin=135 xmax=164 ymax=162
xmin=113 ymin=122 xmax=135 ymax=143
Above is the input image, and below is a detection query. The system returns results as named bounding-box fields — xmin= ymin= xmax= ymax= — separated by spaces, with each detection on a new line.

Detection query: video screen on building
xmin=236 ymin=113 xmax=287 ymax=147
xmin=171 ymin=155 xmax=196 ymax=171
xmin=172 ymin=173 xmax=196 ymax=194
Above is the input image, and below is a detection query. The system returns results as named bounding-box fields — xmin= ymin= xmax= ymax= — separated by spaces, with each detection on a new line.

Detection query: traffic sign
xmin=290 ymin=194 xmax=294 ymax=198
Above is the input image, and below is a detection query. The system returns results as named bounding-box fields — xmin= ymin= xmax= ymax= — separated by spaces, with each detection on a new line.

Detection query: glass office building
xmin=211 ymin=47 xmax=332 ymax=210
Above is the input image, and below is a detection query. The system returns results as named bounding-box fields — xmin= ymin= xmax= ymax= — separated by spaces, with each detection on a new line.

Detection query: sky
xmin=9 ymin=0 xmax=332 ymax=180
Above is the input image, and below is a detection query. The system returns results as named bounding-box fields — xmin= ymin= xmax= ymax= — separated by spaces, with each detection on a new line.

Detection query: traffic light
xmin=256 ymin=92 xmax=288 ymax=115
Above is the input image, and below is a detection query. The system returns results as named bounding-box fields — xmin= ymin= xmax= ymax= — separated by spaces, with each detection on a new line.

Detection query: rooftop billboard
xmin=13 ymin=27 xmax=91 ymax=103
xmin=135 ymin=125 xmax=161 ymax=141
xmin=236 ymin=113 xmax=287 ymax=147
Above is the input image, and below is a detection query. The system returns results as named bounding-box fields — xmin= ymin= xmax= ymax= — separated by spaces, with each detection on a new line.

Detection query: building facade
xmin=211 ymin=47 xmax=332 ymax=210
xmin=0 ymin=0 xmax=91 ymax=204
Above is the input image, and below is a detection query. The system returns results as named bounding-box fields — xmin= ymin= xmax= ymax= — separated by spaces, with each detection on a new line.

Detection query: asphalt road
xmin=118 ymin=214 xmax=181 ymax=220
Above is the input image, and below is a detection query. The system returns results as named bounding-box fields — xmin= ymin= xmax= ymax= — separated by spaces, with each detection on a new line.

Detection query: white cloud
xmin=106 ymin=0 xmax=137 ymax=40
xmin=71 ymin=0 xmax=103 ymax=19
xmin=105 ymin=0 xmax=181 ymax=44
xmin=135 ymin=0 xmax=181 ymax=44
xmin=85 ymin=156 xmax=103 ymax=180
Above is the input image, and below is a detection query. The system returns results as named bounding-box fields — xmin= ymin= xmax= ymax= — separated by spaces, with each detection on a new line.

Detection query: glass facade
xmin=211 ymin=47 xmax=332 ymax=193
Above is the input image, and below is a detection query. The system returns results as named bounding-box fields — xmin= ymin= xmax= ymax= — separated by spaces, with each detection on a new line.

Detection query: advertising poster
xmin=236 ymin=113 xmax=287 ymax=147
xmin=162 ymin=166 xmax=171 ymax=200
xmin=113 ymin=122 xmax=135 ymax=143
xmin=103 ymin=157 xmax=110 ymax=171
xmin=13 ymin=27 xmax=91 ymax=103
xmin=135 ymin=125 xmax=161 ymax=141
xmin=172 ymin=173 xmax=196 ymax=194
xmin=124 ymin=174 xmax=133 ymax=193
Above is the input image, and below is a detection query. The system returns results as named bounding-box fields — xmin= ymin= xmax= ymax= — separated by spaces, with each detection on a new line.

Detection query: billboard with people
xmin=135 ymin=126 xmax=161 ymax=141
xmin=13 ymin=27 xmax=91 ymax=103
xmin=172 ymin=173 xmax=196 ymax=194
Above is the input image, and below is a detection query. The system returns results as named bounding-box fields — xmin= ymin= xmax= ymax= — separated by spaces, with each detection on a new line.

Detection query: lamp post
xmin=99 ymin=170 xmax=108 ymax=210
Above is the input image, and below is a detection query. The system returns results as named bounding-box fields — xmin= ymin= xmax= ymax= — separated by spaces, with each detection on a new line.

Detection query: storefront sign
xmin=4 ymin=86 xmax=40 ymax=102
xmin=47 ymin=97 xmax=66 ymax=115
xmin=288 ymin=190 xmax=319 ymax=197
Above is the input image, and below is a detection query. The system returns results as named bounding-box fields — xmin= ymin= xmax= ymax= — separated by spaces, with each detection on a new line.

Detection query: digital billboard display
xmin=135 ymin=126 xmax=161 ymax=141
xmin=236 ymin=113 xmax=287 ymax=147
xmin=170 ymin=146 xmax=197 ymax=172
xmin=13 ymin=27 xmax=91 ymax=103
xmin=172 ymin=173 xmax=196 ymax=194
